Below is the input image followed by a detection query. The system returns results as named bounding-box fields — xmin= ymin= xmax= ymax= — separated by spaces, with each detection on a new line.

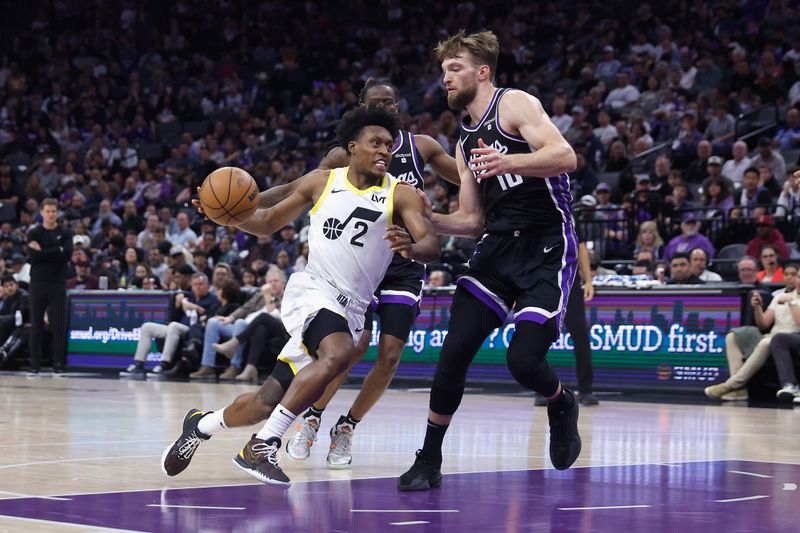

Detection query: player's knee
xmin=430 ymin=376 xmax=464 ymax=415
xmin=317 ymin=348 xmax=351 ymax=380
xmin=506 ymin=321 xmax=559 ymax=392
xmin=376 ymin=336 xmax=404 ymax=371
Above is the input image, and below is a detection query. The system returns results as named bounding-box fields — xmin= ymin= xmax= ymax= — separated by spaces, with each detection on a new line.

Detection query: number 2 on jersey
xmin=350 ymin=221 xmax=368 ymax=247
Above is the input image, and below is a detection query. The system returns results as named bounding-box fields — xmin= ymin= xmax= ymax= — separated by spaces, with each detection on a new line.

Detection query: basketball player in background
xmin=163 ymin=106 xmax=440 ymax=486
xmin=398 ymin=30 xmax=581 ymax=491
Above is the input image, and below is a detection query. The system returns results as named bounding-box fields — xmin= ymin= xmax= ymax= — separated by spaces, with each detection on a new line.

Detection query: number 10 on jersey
xmin=497 ymin=173 xmax=523 ymax=191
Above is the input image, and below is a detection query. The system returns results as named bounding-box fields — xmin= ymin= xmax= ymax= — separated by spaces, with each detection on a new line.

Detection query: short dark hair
xmin=1 ymin=274 xmax=16 ymax=285
xmin=336 ymin=106 xmax=400 ymax=155
xmin=670 ymin=252 xmax=691 ymax=263
xmin=743 ymin=166 xmax=760 ymax=177
xmin=359 ymin=77 xmax=399 ymax=104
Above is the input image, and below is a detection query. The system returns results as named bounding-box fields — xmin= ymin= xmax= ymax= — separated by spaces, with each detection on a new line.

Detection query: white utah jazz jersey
xmin=305 ymin=166 xmax=399 ymax=311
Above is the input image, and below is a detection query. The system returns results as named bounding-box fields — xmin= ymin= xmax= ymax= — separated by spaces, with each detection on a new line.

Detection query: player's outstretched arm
xmin=415 ymin=135 xmax=460 ymax=185
xmin=426 ymin=143 xmax=483 ymax=238
xmin=468 ymin=90 xmax=576 ymax=179
xmin=388 ymin=185 xmax=440 ymax=263
xmin=235 ymin=170 xmax=328 ymax=237
xmin=256 ymin=147 xmax=349 ymax=208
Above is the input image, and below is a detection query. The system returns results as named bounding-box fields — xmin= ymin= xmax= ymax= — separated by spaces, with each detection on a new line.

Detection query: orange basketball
xmin=199 ymin=167 xmax=259 ymax=226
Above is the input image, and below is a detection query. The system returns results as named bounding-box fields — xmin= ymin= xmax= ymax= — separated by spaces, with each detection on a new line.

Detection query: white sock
xmin=255 ymin=403 xmax=297 ymax=442
xmin=197 ymin=408 xmax=228 ymax=437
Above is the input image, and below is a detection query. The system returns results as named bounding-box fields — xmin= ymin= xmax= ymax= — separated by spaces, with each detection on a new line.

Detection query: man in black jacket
xmin=26 ymin=198 xmax=73 ymax=375
xmin=0 ymin=274 xmax=30 ymax=368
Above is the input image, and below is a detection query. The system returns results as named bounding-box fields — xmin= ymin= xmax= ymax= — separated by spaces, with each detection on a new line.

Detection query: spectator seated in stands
xmin=182 ymin=278 xmax=242 ymax=380
xmin=772 ymin=264 xmax=799 ymax=297
xmin=701 ymin=174 xmax=734 ymax=219
xmin=751 ymin=136 xmax=787 ymax=183
xmin=705 ymin=273 xmax=800 ymax=401
xmin=758 ymin=164 xmax=783 ymax=200
xmin=211 ymin=267 xmax=287 ymax=382
xmin=772 ymin=108 xmax=800 ymax=152
xmin=666 ymin=252 xmax=704 ymax=285
xmin=722 ymin=141 xmax=752 ymax=188
xmin=736 ymin=167 xmax=773 ymax=218
xmin=690 ymin=247 xmax=722 ymax=282
xmin=633 ymin=220 xmax=664 ymax=261
xmin=757 ymin=245 xmax=784 ymax=283
xmin=67 ymin=259 xmax=99 ymax=290
xmin=767 ymin=329 xmax=800 ymax=403
xmin=631 ymin=260 xmax=655 ymax=277
xmin=745 ymin=215 xmax=789 ymax=260
xmin=427 ymin=269 xmax=452 ymax=288
xmin=119 ymin=272 xmax=219 ymax=379
xmin=663 ymin=212 xmax=714 ymax=262
xmin=0 ymin=275 xmax=30 ymax=369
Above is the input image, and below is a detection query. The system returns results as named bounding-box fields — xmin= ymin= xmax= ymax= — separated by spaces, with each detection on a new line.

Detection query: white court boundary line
xmin=559 ymin=504 xmax=651 ymax=511
xmin=0 ymin=457 xmax=778 ymax=502
xmin=391 ymin=521 xmax=430 ymax=526
xmin=147 ymin=504 xmax=245 ymax=510
xmin=0 ymin=490 xmax=71 ymax=501
xmin=728 ymin=470 xmax=773 ymax=478
xmin=714 ymin=495 xmax=770 ymax=503
xmin=0 ymin=514 xmax=144 ymax=532
xmin=351 ymin=509 xmax=459 ymax=513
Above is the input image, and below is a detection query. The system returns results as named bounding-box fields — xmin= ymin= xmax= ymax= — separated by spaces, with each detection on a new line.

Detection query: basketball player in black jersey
xmin=398 ymin=30 xmax=582 ymax=491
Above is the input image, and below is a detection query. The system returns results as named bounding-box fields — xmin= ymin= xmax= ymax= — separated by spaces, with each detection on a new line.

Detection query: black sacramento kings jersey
xmin=389 ymin=130 xmax=425 ymax=190
xmin=386 ymin=130 xmax=425 ymax=280
xmin=459 ymin=88 xmax=574 ymax=234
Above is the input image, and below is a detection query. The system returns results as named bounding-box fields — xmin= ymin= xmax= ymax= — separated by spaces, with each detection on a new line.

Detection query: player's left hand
xmin=794 ymin=169 xmax=800 ymax=188
xmin=583 ymin=282 xmax=595 ymax=302
xmin=384 ymin=225 xmax=413 ymax=257
xmin=469 ymin=138 xmax=511 ymax=179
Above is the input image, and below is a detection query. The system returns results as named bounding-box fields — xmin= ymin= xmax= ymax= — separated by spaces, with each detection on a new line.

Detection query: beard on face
xmin=447 ymin=81 xmax=478 ymax=110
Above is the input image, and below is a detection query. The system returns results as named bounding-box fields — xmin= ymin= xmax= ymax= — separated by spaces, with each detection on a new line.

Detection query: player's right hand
xmin=192 ymin=187 xmax=207 ymax=219
xmin=384 ymin=225 xmax=413 ymax=257
xmin=794 ymin=170 xmax=800 ymax=188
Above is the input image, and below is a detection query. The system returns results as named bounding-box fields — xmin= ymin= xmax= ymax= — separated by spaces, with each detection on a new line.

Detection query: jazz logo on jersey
xmin=468 ymin=140 xmax=522 ymax=191
xmin=322 ymin=207 xmax=382 ymax=247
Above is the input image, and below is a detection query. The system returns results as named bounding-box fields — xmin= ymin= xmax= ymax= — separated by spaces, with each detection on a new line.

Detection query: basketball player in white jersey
xmin=161 ymin=106 xmax=439 ymax=486
xmin=285 ymin=78 xmax=459 ymax=469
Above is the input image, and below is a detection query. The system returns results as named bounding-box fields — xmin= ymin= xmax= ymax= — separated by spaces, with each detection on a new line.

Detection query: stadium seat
xmin=712 ymin=243 xmax=747 ymax=280
xmin=182 ymin=120 xmax=210 ymax=139
xmin=156 ymin=122 xmax=182 ymax=147
xmin=597 ymin=171 xmax=621 ymax=190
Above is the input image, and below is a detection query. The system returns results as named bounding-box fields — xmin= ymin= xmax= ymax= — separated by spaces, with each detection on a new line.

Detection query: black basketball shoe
xmin=397 ymin=450 xmax=442 ymax=491
xmin=161 ymin=409 xmax=211 ymax=476
xmin=232 ymin=435 xmax=291 ymax=486
xmin=548 ymin=388 xmax=582 ymax=470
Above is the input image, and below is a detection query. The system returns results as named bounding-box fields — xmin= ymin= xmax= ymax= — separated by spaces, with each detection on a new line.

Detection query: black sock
xmin=421 ymin=419 xmax=448 ymax=464
xmin=306 ymin=405 xmax=324 ymax=419
xmin=547 ymin=387 xmax=575 ymax=413
xmin=342 ymin=410 xmax=360 ymax=427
